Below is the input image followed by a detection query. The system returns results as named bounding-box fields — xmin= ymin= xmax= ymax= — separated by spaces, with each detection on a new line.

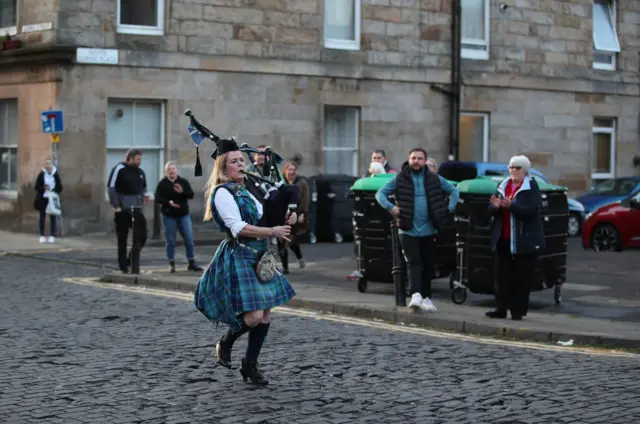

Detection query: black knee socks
xmin=245 ymin=322 xmax=271 ymax=362
xmin=222 ymin=317 xmax=251 ymax=349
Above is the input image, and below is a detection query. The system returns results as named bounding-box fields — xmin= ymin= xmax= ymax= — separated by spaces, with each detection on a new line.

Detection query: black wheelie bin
xmin=449 ymin=176 xmax=568 ymax=305
xmin=310 ymin=174 xmax=358 ymax=243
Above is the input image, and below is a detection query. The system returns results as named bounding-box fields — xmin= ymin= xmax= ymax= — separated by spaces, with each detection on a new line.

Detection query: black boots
xmin=188 ymin=259 xmax=203 ymax=271
xmin=216 ymin=336 xmax=233 ymax=368
xmin=169 ymin=261 xmax=176 ymax=273
xmin=240 ymin=359 xmax=268 ymax=386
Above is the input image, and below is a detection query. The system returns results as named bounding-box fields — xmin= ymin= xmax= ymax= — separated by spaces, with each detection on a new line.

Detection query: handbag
xmin=254 ymin=249 xmax=278 ymax=282
xmin=45 ymin=192 xmax=62 ymax=216
xmin=234 ymin=241 xmax=279 ymax=283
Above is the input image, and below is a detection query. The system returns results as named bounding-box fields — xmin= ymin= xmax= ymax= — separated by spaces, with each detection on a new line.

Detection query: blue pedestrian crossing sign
xmin=41 ymin=110 xmax=65 ymax=134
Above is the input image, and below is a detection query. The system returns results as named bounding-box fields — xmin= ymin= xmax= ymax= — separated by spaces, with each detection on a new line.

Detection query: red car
xmin=581 ymin=189 xmax=640 ymax=251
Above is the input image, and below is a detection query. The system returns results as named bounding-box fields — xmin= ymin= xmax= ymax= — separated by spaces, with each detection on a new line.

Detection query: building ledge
xmin=0 ymin=44 xmax=76 ymax=68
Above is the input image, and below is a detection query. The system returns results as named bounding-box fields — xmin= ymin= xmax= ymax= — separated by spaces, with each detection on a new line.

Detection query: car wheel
xmin=567 ymin=213 xmax=581 ymax=237
xmin=591 ymin=223 xmax=622 ymax=252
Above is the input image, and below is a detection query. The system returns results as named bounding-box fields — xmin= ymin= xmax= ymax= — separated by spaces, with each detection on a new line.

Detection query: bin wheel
xmin=357 ymin=278 xmax=368 ymax=293
xmin=451 ymin=287 xmax=468 ymax=305
xmin=554 ymin=285 xmax=562 ymax=305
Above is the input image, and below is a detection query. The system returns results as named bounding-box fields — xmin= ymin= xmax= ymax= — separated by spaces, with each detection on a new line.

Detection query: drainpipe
xmin=450 ymin=0 xmax=462 ymax=161
xmin=430 ymin=0 xmax=462 ymax=161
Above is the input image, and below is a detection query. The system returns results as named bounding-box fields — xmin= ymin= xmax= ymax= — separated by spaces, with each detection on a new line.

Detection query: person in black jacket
xmin=107 ymin=148 xmax=149 ymax=273
xmin=33 ymin=159 xmax=63 ymax=243
xmin=155 ymin=161 xmax=203 ymax=273
xmin=486 ymin=155 xmax=545 ymax=321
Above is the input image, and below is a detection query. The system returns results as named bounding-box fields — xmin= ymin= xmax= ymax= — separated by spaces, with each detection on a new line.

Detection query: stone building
xmin=0 ymin=0 xmax=638 ymax=235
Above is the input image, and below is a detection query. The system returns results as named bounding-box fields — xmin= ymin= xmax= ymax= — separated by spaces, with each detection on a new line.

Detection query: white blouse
xmin=213 ymin=188 xmax=263 ymax=238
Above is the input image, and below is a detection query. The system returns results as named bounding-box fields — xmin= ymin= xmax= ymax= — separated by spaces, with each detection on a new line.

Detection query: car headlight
xmin=584 ymin=212 xmax=592 ymax=221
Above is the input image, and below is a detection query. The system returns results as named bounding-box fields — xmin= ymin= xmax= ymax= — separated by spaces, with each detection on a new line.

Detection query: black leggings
xmin=277 ymin=240 xmax=303 ymax=270
xmin=400 ymin=234 xmax=436 ymax=298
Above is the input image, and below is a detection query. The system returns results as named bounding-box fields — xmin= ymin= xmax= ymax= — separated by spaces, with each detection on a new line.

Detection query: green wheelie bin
xmin=449 ymin=176 xmax=569 ymax=305
xmin=350 ymin=174 xmax=458 ymax=293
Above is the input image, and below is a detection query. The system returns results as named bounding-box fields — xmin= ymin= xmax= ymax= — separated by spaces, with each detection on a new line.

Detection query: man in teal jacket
xmin=375 ymin=148 xmax=459 ymax=312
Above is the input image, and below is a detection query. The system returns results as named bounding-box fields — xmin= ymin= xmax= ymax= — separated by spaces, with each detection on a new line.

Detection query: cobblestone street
xmin=1 ymin=256 xmax=639 ymax=424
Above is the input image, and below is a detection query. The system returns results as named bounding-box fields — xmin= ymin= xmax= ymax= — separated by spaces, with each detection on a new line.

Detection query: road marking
xmin=61 ymin=277 xmax=639 ymax=358
xmin=561 ymin=283 xmax=610 ymax=292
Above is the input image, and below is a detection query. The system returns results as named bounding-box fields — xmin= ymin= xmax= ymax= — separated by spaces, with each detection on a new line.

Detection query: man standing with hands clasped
xmin=155 ymin=161 xmax=203 ymax=273
xmin=107 ymin=148 xmax=149 ymax=273
xmin=376 ymin=148 xmax=459 ymax=312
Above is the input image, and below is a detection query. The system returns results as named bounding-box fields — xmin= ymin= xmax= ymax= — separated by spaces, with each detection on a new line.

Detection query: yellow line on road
xmin=61 ymin=277 xmax=639 ymax=359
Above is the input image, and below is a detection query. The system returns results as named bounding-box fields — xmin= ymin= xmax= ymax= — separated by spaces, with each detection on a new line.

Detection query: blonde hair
xmin=282 ymin=161 xmax=297 ymax=184
xmin=426 ymin=157 xmax=438 ymax=170
xmin=164 ymin=161 xmax=177 ymax=175
xmin=203 ymin=153 xmax=232 ymax=222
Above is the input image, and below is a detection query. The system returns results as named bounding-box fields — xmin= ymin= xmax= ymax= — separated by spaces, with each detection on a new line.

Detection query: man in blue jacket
xmin=376 ymin=148 xmax=459 ymax=312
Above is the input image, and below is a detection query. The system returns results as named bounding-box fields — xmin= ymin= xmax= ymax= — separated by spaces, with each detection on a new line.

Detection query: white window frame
xmin=592 ymin=0 xmax=620 ymax=71
xmin=323 ymin=0 xmax=361 ymax=51
xmin=591 ymin=118 xmax=616 ymax=181
xmin=116 ymin=0 xmax=164 ymax=36
xmin=322 ymin=106 xmax=359 ymax=176
xmin=460 ymin=112 xmax=489 ymax=162
xmin=0 ymin=0 xmax=18 ymax=37
xmin=0 ymin=99 xmax=18 ymax=198
xmin=105 ymin=100 xmax=165 ymax=201
xmin=461 ymin=0 xmax=490 ymax=60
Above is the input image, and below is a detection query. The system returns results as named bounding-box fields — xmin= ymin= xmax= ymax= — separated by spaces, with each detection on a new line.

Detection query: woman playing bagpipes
xmin=194 ymin=136 xmax=297 ymax=386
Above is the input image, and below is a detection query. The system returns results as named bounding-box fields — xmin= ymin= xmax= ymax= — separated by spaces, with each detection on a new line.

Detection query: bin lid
xmin=351 ymin=174 xmax=458 ymax=191
xmin=458 ymin=176 xmax=567 ymax=194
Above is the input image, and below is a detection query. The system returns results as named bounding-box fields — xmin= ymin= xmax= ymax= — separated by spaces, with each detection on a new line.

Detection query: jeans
xmin=163 ymin=214 xmax=195 ymax=261
xmin=39 ymin=201 xmax=56 ymax=236
xmin=114 ymin=209 xmax=148 ymax=271
xmin=495 ymin=238 xmax=536 ymax=317
xmin=400 ymin=234 xmax=436 ymax=298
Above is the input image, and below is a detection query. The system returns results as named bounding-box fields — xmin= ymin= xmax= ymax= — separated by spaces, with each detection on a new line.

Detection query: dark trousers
xmin=495 ymin=238 xmax=536 ymax=317
xmin=39 ymin=201 xmax=56 ymax=236
xmin=400 ymin=234 xmax=436 ymax=298
xmin=277 ymin=239 xmax=303 ymax=270
xmin=114 ymin=210 xmax=148 ymax=270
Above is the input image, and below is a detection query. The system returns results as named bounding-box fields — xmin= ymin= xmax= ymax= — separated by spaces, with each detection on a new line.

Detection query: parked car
xmin=437 ymin=161 xmax=585 ymax=236
xmin=581 ymin=188 xmax=640 ymax=251
xmin=575 ymin=177 xmax=640 ymax=214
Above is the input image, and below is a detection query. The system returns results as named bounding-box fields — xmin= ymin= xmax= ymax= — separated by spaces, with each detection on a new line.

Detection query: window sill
xmin=461 ymin=48 xmax=489 ymax=61
xmin=0 ymin=190 xmax=18 ymax=200
xmin=593 ymin=63 xmax=616 ymax=71
xmin=0 ymin=26 xmax=17 ymax=36
xmin=591 ymin=173 xmax=615 ymax=180
xmin=324 ymin=39 xmax=360 ymax=51
xmin=116 ymin=25 xmax=164 ymax=36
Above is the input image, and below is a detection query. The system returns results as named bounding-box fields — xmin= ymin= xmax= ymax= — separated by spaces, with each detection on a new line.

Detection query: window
xmin=591 ymin=118 xmax=616 ymax=181
xmin=0 ymin=99 xmax=18 ymax=193
xmin=0 ymin=0 xmax=17 ymax=36
xmin=106 ymin=100 xmax=164 ymax=198
xmin=117 ymin=0 xmax=164 ymax=35
xmin=323 ymin=106 xmax=359 ymax=175
xmin=461 ymin=0 xmax=489 ymax=60
xmin=459 ymin=112 xmax=489 ymax=161
xmin=323 ymin=0 xmax=360 ymax=50
xmin=592 ymin=0 xmax=620 ymax=70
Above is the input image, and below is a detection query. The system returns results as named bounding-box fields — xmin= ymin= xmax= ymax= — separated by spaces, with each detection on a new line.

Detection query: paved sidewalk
xmin=100 ymin=270 xmax=640 ymax=350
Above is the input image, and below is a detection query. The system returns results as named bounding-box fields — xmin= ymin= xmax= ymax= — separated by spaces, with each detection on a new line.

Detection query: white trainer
xmin=421 ymin=297 xmax=437 ymax=312
xmin=39 ymin=236 xmax=46 ymax=243
xmin=408 ymin=292 xmax=423 ymax=310
xmin=48 ymin=236 xmax=55 ymax=243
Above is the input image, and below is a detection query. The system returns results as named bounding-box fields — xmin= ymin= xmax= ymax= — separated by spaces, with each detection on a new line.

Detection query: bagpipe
xmin=184 ymin=109 xmax=300 ymax=232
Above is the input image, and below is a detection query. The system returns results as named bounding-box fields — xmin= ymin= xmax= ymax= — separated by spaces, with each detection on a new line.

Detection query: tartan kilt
xmin=194 ymin=238 xmax=296 ymax=329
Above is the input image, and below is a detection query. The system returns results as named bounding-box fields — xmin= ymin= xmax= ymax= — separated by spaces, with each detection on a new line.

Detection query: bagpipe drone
xmin=184 ymin=109 xmax=300 ymax=230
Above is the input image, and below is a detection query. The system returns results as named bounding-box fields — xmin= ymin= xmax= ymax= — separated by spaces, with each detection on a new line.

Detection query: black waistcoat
xmin=395 ymin=166 xmax=449 ymax=232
